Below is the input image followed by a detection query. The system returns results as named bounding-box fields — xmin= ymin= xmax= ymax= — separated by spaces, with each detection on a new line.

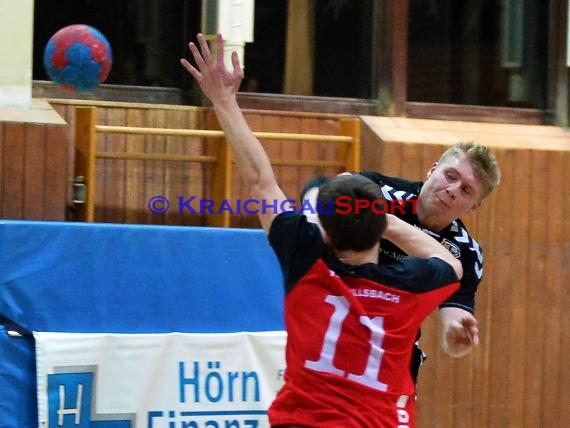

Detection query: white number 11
xmin=304 ymin=295 xmax=388 ymax=391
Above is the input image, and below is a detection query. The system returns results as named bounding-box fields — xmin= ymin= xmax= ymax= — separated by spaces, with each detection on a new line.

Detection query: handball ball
xmin=43 ymin=24 xmax=112 ymax=92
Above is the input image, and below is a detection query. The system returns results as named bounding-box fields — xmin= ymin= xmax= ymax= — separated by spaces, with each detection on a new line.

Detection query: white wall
xmin=0 ymin=0 xmax=33 ymax=107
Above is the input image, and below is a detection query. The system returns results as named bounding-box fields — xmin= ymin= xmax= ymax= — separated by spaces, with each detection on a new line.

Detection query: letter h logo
xmin=46 ymin=369 xmax=133 ymax=427
xmin=48 ymin=372 xmax=93 ymax=427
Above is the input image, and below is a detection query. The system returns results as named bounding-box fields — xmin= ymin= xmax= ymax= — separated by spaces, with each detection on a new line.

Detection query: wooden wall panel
xmin=50 ymin=100 xmax=210 ymax=225
xmin=541 ymin=149 xmax=565 ymax=427
xmin=23 ymin=125 xmax=46 ymax=219
xmin=99 ymin=106 xmax=126 ymax=223
xmin=559 ymin=151 xmax=570 ymax=427
xmin=503 ymin=149 xmax=527 ymax=428
xmin=47 ymin=100 xmax=350 ymax=227
xmin=0 ymin=120 xmax=68 ymax=221
xmin=124 ymin=108 xmax=145 ymax=224
xmin=1 ymin=123 xmax=25 ymax=219
xmin=163 ymin=108 xmax=203 ymax=226
xmin=143 ymin=108 xmax=165 ymax=225
xmin=44 ymin=125 xmax=69 ymax=217
xmin=525 ymin=151 xmax=548 ymax=427
xmin=361 ymin=118 xmax=570 ymax=428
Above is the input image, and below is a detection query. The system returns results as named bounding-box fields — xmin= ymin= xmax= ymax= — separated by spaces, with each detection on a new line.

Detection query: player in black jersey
xmin=301 ymin=143 xmax=501 ymax=378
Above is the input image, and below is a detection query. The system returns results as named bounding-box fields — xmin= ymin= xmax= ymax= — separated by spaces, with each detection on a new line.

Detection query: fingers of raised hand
xmin=196 ymin=33 xmax=213 ymax=65
xmin=231 ymin=51 xmax=243 ymax=79
xmin=188 ymin=41 xmax=207 ymax=72
xmin=180 ymin=58 xmax=200 ymax=81
xmin=215 ymin=33 xmax=225 ymax=64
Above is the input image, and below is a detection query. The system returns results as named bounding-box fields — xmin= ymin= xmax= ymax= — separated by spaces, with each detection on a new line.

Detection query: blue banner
xmin=0 ymin=220 xmax=285 ymax=428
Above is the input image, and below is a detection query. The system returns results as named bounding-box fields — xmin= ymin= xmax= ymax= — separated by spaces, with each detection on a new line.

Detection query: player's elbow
xmin=433 ymin=255 xmax=463 ymax=280
xmin=244 ymin=169 xmax=276 ymax=195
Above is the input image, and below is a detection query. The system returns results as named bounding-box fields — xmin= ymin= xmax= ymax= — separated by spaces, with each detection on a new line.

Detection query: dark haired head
xmin=317 ymin=174 xmax=387 ymax=251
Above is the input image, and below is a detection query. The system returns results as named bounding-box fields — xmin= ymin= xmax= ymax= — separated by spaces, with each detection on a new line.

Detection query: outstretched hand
xmin=180 ymin=33 xmax=243 ymax=105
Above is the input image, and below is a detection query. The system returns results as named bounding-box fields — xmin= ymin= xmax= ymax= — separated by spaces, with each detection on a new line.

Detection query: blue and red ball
xmin=43 ymin=24 xmax=112 ymax=92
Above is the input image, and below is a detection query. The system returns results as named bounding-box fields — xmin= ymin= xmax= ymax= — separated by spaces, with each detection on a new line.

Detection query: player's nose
xmin=445 ymin=184 xmax=458 ymax=199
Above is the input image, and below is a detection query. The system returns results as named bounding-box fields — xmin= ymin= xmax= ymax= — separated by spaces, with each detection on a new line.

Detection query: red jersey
xmin=268 ymin=213 xmax=459 ymax=427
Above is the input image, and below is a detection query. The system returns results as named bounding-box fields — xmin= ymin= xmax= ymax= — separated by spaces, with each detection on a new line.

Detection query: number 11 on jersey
xmin=304 ymin=295 xmax=389 ymax=392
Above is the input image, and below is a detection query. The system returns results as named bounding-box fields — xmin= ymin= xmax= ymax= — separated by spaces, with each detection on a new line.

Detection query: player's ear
xmin=469 ymin=201 xmax=482 ymax=212
xmin=426 ymin=162 xmax=438 ymax=179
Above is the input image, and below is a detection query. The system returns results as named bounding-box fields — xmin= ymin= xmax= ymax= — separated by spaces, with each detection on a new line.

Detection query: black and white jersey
xmin=360 ymin=172 xmax=483 ymax=314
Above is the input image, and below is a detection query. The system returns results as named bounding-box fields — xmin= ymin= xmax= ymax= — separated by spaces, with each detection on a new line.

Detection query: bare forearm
xmin=212 ymin=98 xmax=275 ymax=191
xmin=181 ymin=33 xmax=288 ymax=233
xmin=180 ymin=33 xmax=274 ymax=192
xmin=383 ymin=214 xmax=463 ymax=279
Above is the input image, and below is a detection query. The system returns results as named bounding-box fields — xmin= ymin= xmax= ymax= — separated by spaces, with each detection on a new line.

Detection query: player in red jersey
xmin=181 ymin=33 xmax=463 ymax=428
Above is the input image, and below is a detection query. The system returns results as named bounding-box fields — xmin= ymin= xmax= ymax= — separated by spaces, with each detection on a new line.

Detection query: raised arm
xmin=180 ymin=33 xmax=289 ymax=233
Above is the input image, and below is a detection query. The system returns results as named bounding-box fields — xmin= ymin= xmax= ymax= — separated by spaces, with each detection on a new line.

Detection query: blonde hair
xmin=438 ymin=142 xmax=501 ymax=198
